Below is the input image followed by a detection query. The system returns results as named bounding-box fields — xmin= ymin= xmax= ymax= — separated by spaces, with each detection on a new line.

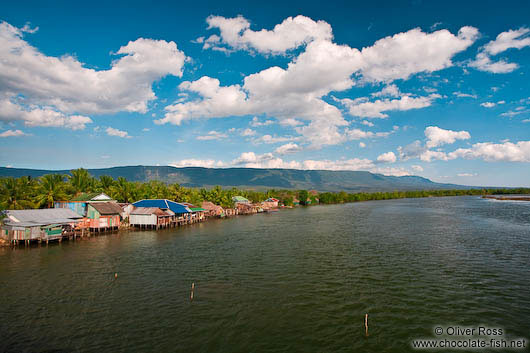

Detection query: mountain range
xmin=0 ymin=166 xmax=473 ymax=192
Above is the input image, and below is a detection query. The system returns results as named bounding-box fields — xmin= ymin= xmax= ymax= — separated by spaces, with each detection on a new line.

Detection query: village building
xmin=85 ymin=202 xmax=122 ymax=232
xmin=232 ymin=196 xmax=251 ymax=205
xmin=261 ymin=197 xmax=279 ymax=209
xmin=201 ymin=201 xmax=224 ymax=217
xmin=54 ymin=192 xmax=115 ymax=217
xmin=118 ymin=203 xmax=134 ymax=221
xmin=129 ymin=207 xmax=174 ymax=229
xmin=1 ymin=209 xmax=83 ymax=244
xmin=132 ymin=199 xmax=192 ymax=225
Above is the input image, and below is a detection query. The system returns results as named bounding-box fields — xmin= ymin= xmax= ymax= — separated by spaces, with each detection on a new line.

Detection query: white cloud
xmin=196 ymin=130 xmax=228 ymax=140
xmin=359 ymin=142 xmax=366 ymax=148
xmin=252 ymin=134 xmax=300 ymax=144
xmin=411 ymin=165 xmax=424 ymax=172
xmin=250 ymin=116 xmax=274 ymax=127
xmin=170 ymin=159 xmax=226 ymax=168
xmin=142 ymin=128 xmax=151 ymax=132
xmin=420 ymin=150 xmax=451 ymax=162
xmin=469 ymin=52 xmax=518 ymax=73
xmin=240 ymin=128 xmax=256 ymax=136
xmin=106 ymin=127 xmax=131 ymax=138
xmin=457 ymin=173 xmax=477 ymax=177
xmin=501 ymin=109 xmax=528 ymax=117
xmin=483 ymin=27 xmax=530 ymax=55
xmin=370 ymin=167 xmax=411 ymax=176
xmin=376 ymin=151 xmax=397 ymax=163
xmin=453 ymin=92 xmax=477 ymax=99
xmin=0 ymin=21 xmax=187 ymax=116
xmin=232 ymin=152 xmax=301 ymax=169
xmin=481 ymin=102 xmax=496 ymax=108
xmin=522 ymin=119 xmax=530 ymax=123
xmin=344 ymin=128 xmax=392 ymax=140
xmin=342 ymin=93 xmax=440 ymax=118
xmin=0 ymin=129 xmax=29 ymax=137
xmin=424 ymin=126 xmax=470 ymax=148
xmin=448 ymin=141 xmax=530 ymax=162
xmin=275 ymin=143 xmax=302 ymax=155
xmin=0 ymin=97 xmax=92 ymax=130
xmin=204 ymin=15 xmax=333 ymax=54
xmin=359 ymin=26 xmax=478 ymax=82
xmin=469 ymin=28 xmax=530 ymax=73
xmin=160 ymin=17 xmax=477 ymax=146
xmin=371 ymin=84 xmax=400 ymax=97
xmin=301 ymin=158 xmax=374 ymax=171
xmin=360 ymin=120 xmax=374 ymax=127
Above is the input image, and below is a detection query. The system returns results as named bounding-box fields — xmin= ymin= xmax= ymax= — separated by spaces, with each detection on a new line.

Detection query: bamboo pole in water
xmin=365 ymin=314 xmax=368 ymax=336
xmin=190 ymin=282 xmax=195 ymax=301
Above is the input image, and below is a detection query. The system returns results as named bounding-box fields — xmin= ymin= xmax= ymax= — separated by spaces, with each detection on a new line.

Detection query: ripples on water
xmin=1 ymin=196 xmax=529 ymax=352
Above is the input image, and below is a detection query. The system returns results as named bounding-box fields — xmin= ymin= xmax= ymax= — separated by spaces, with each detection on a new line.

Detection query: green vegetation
xmin=1 ymin=168 xmax=529 ymax=211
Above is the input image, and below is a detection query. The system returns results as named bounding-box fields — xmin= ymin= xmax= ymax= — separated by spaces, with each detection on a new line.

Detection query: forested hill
xmin=0 ymin=166 xmax=468 ymax=192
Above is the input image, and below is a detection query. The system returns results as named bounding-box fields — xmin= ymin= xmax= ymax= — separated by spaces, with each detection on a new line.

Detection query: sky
xmin=1 ymin=0 xmax=529 ymax=187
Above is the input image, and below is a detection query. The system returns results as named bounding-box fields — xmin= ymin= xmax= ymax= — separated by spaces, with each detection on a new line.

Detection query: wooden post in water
xmin=190 ymin=282 xmax=195 ymax=301
xmin=365 ymin=314 xmax=368 ymax=337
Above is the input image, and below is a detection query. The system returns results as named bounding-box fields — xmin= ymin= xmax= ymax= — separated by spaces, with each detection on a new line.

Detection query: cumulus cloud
xmin=453 ymin=91 xmax=477 ymax=99
xmin=425 ymin=126 xmax=470 ymax=148
xmin=0 ymin=20 xmax=187 ymax=119
xmin=483 ymin=27 xmax=530 ymax=56
xmin=481 ymin=102 xmax=496 ymax=108
xmin=240 ymin=128 xmax=256 ymax=136
xmin=250 ymin=116 xmax=275 ymax=127
xmin=196 ymin=130 xmax=228 ymax=140
xmin=0 ymin=129 xmax=29 ymax=137
xmin=341 ymin=93 xmax=440 ymax=118
xmin=0 ymin=97 xmax=92 ymax=130
xmin=376 ymin=151 xmax=397 ymax=163
xmin=106 ymin=127 xmax=131 ymax=138
xmin=204 ymin=15 xmax=333 ymax=54
xmin=411 ymin=165 xmax=424 ymax=172
xmin=275 ymin=143 xmax=302 ymax=155
xmin=448 ymin=141 xmax=530 ymax=162
xmin=469 ymin=52 xmax=519 ymax=73
xmin=359 ymin=26 xmax=478 ymax=82
xmin=252 ymin=134 xmax=300 ymax=144
xmin=160 ymin=17 xmax=478 ymax=146
xmin=359 ymin=142 xmax=366 ymax=148
xmin=232 ymin=152 xmax=301 ymax=169
xmin=469 ymin=28 xmax=530 ymax=73
xmin=170 ymin=159 xmax=226 ymax=168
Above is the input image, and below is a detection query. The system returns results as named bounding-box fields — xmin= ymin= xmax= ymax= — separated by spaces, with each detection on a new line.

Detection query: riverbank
xmin=483 ymin=195 xmax=530 ymax=201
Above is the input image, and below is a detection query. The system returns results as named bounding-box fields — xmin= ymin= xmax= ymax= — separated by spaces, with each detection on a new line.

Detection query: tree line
xmin=1 ymin=168 xmax=529 ymax=211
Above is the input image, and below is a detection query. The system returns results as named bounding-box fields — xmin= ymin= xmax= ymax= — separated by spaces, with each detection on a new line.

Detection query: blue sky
xmin=1 ymin=0 xmax=529 ymax=186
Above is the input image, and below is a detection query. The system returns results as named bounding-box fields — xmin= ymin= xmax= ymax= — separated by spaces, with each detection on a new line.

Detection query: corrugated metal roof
xmin=5 ymin=208 xmax=82 ymax=222
xmin=130 ymin=207 xmax=166 ymax=215
xmin=3 ymin=208 xmax=82 ymax=227
xmin=132 ymin=199 xmax=191 ymax=214
xmin=190 ymin=208 xmax=206 ymax=212
xmin=232 ymin=196 xmax=250 ymax=202
xmin=89 ymin=202 xmax=122 ymax=215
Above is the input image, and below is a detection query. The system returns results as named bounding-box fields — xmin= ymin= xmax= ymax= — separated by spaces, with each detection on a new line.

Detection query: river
xmin=1 ymin=196 xmax=529 ymax=352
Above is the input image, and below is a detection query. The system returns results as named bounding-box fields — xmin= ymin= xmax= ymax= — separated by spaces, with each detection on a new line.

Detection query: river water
xmin=1 ymin=196 xmax=529 ymax=352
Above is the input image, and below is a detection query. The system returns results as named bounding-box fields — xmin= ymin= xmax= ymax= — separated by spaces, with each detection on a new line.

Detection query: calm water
xmin=1 ymin=196 xmax=529 ymax=352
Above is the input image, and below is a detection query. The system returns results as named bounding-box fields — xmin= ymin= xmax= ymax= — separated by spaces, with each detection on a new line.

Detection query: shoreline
xmin=4 ymin=193 xmax=527 ymax=249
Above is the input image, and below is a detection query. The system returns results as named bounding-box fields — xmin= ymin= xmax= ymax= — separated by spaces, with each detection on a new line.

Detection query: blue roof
xmin=132 ymin=199 xmax=191 ymax=214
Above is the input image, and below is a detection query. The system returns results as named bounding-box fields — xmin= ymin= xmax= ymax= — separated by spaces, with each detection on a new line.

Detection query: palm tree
xmin=35 ymin=174 xmax=68 ymax=208
xmin=0 ymin=177 xmax=36 ymax=210
xmin=97 ymin=175 xmax=115 ymax=194
xmin=69 ymin=168 xmax=92 ymax=196
xmin=111 ymin=177 xmax=132 ymax=203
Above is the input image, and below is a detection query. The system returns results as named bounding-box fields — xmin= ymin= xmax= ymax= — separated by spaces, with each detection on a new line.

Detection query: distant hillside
xmin=0 ymin=166 xmax=469 ymax=192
